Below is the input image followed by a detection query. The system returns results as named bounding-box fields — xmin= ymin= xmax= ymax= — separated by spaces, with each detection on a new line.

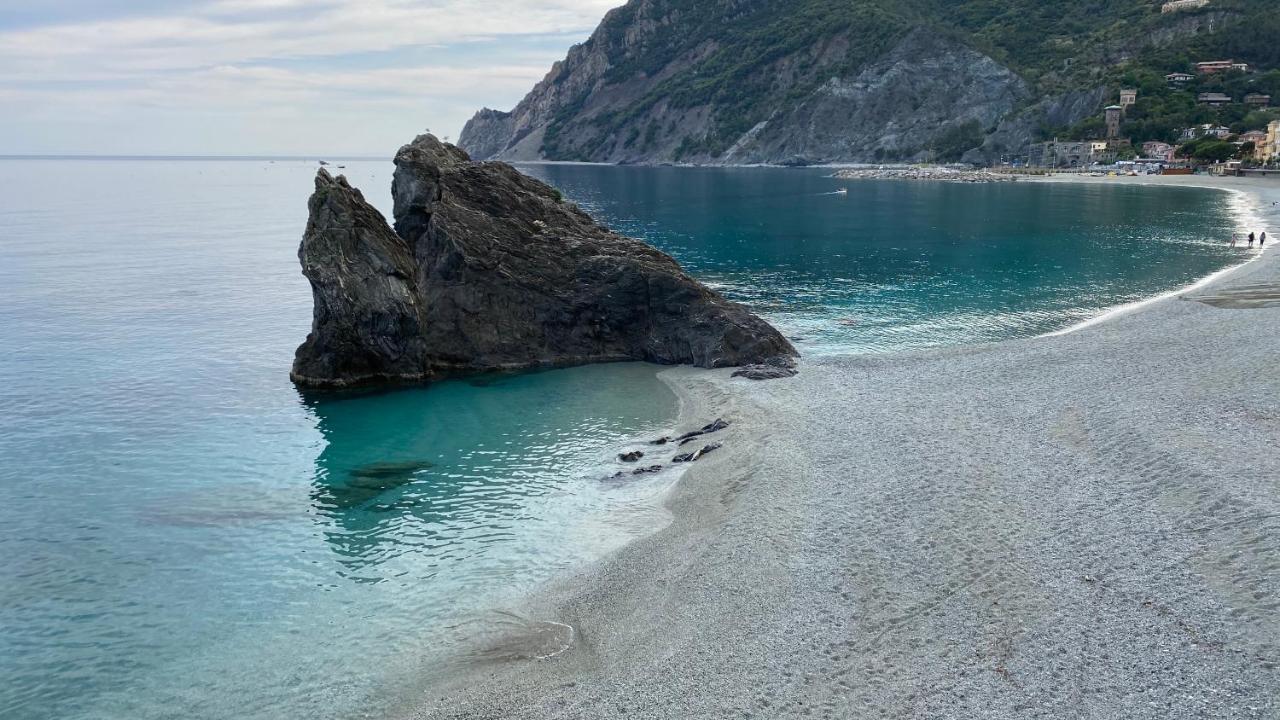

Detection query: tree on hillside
xmin=1178 ymin=137 xmax=1236 ymax=163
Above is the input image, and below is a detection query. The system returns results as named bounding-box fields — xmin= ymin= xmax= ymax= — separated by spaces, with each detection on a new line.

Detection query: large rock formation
xmin=291 ymin=135 xmax=795 ymax=389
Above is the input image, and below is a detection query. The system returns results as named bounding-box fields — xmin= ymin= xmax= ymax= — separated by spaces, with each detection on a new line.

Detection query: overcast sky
xmin=0 ymin=0 xmax=617 ymax=156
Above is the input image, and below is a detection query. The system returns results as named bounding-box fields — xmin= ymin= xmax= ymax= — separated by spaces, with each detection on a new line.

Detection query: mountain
xmin=459 ymin=0 xmax=1280 ymax=165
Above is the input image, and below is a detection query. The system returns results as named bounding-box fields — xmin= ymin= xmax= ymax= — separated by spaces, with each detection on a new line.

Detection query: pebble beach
xmin=409 ymin=175 xmax=1279 ymax=720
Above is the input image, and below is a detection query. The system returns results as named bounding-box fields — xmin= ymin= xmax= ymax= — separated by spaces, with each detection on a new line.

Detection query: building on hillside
xmin=1162 ymin=0 xmax=1209 ymax=11
xmin=1196 ymin=60 xmax=1249 ymax=74
xmin=1105 ymin=105 xmax=1123 ymax=138
xmin=1180 ymin=124 xmax=1232 ymax=141
xmin=1120 ymin=89 xmax=1138 ymax=109
xmin=1166 ymin=72 xmax=1195 ymax=84
xmin=1263 ymin=120 xmax=1280 ymax=163
xmin=1029 ymin=140 xmax=1116 ymax=168
xmin=1197 ymin=92 xmax=1232 ymax=106
xmin=1239 ymin=130 xmax=1268 ymax=145
xmin=1029 ymin=141 xmax=1086 ymax=168
xmin=1142 ymin=141 xmax=1176 ymax=161
xmin=1240 ymin=130 xmax=1268 ymax=161
xmin=1244 ymin=93 xmax=1272 ymax=107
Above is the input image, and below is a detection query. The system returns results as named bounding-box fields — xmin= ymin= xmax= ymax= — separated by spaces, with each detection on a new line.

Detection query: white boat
xmin=833 ymin=187 xmax=848 ymax=195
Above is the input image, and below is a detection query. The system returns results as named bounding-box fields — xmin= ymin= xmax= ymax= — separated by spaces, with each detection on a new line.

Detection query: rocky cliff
xmin=291 ymin=135 xmax=795 ymax=389
xmin=460 ymin=0 xmax=1276 ymax=165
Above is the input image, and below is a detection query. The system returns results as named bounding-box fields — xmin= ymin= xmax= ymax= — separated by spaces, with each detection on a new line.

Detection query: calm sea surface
xmin=0 ymin=159 xmax=1248 ymax=719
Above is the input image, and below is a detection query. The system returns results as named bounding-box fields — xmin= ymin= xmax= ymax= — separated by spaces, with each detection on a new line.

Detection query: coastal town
xmin=1022 ymin=13 xmax=1278 ymax=176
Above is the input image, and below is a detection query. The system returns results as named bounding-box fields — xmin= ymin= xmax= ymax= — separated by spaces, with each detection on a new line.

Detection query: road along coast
xmin=407 ymin=175 xmax=1280 ymax=720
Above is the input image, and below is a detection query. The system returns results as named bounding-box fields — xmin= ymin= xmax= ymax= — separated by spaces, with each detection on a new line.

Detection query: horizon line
xmin=0 ymin=154 xmax=392 ymax=161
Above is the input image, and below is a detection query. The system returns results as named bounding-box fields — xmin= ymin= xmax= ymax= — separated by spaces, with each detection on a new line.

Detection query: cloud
xmin=0 ymin=0 xmax=618 ymax=154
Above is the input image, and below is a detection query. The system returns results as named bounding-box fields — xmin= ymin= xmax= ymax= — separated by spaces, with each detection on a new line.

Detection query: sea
xmin=0 ymin=158 xmax=1252 ymax=719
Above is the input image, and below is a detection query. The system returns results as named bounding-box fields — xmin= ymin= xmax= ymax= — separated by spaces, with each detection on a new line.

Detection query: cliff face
xmin=455 ymin=1 xmax=1045 ymax=165
xmin=717 ymin=31 xmax=1029 ymax=165
xmin=291 ymin=135 xmax=796 ymax=389
xmin=460 ymin=0 xmax=1274 ymax=165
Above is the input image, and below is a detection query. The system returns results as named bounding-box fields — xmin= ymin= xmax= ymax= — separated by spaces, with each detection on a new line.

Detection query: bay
xmin=0 ymin=159 xmax=1244 ymax=719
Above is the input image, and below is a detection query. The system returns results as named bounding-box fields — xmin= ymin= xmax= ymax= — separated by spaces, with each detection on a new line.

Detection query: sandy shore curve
xmin=407 ymin=175 xmax=1280 ymax=720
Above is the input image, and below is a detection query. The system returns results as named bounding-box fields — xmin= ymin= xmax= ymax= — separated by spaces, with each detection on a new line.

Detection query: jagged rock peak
xmin=291 ymin=135 xmax=796 ymax=389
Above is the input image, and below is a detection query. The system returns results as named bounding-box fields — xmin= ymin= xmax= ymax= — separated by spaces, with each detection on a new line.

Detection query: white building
xmin=1162 ymin=0 xmax=1209 ymax=12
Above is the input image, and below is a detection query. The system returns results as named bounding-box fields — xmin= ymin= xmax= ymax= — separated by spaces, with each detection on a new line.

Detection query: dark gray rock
xmin=733 ymin=356 xmax=799 ymax=381
xmin=676 ymin=418 xmax=731 ymax=445
xmin=290 ymin=170 xmax=431 ymax=388
xmin=608 ymin=464 xmax=664 ymax=480
xmin=673 ymin=442 xmax=722 ymax=464
xmin=619 ymin=450 xmax=645 ymax=463
xmin=292 ymin=135 xmax=795 ymax=389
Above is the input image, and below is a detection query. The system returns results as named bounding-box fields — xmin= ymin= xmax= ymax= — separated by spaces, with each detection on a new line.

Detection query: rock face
xmin=291 ymin=171 xmax=429 ymax=388
xmin=459 ymin=0 xmax=1266 ymax=166
xmin=461 ymin=17 xmax=1029 ymax=165
xmin=291 ymin=135 xmax=795 ymax=389
xmin=715 ymin=31 xmax=1029 ymax=165
xmin=962 ymin=88 xmax=1111 ymax=166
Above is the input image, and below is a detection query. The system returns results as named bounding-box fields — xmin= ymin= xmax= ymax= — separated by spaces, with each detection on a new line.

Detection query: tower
xmin=1105 ymin=105 xmax=1123 ymax=140
xmin=1120 ymin=89 xmax=1137 ymax=110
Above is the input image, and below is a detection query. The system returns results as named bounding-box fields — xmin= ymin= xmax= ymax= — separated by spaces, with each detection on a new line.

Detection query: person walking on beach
xmin=1231 ymin=233 xmax=1238 ymax=248
xmin=1262 ymin=232 xmax=1267 ymax=248
xmin=1249 ymin=232 xmax=1256 ymax=247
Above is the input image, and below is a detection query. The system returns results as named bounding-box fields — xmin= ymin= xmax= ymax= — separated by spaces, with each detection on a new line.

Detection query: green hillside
xmin=463 ymin=0 xmax=1280 ymax=164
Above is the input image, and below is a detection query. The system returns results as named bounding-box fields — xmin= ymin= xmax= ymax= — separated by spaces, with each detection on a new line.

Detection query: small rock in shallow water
xmin=676 ymin=418 xmax=731 ymax=445
xmin=619 ymin=450 xmax=645 ymax=463
xmin=733 ymin=356 xmax=798 ymax=380
xmin=649 ymin=436 xmax=671 ymax=445
xmin=607 ymin=464 xmax=663 ymax=480
xmin=673 ymin=442 xmax=722 ymax=463
xmin=347 ymin=460 xmax=435 ymax=486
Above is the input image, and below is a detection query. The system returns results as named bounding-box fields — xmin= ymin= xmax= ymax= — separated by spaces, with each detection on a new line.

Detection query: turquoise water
xmin=0 ymin=159 xmax=1247 ymax=720
xmin=521 ymin=165 xmax=1253 ymax=354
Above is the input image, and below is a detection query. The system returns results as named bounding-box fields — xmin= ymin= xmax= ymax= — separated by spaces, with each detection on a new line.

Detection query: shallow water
xmin=0 ymin=159 xmax=1245 ymax=719
xmin=521 ymin=165 xmax=1250 ymax=354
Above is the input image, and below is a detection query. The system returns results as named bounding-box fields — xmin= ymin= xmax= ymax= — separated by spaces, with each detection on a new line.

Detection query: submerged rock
xmin=619 ymin=450 xmax=645 ymax=463
xmin=292 ymin=135 xmax=795 ymax=389
xmin=673 ymin=442 xmax=722 ymax=464
xmin=608 ymin=464 xmax=665 ymax=480
xmin=676 ymin=418 xmax=731 ymax=445
xmin=348 ymin=459 xmax=435 ymax=485
xmin=733 ymin=356 xmax=799 ymax=381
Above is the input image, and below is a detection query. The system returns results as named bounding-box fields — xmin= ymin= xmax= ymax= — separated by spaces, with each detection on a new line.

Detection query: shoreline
xmin=1031 ymin=175 xmax=1270 ymax=337
xmin=406 ymin=175 xmax=1280 ymax=719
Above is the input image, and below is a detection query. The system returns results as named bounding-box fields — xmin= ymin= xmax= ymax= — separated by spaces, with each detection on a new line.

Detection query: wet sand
xmin=408 ymin=175 xmax=1280 ymax=719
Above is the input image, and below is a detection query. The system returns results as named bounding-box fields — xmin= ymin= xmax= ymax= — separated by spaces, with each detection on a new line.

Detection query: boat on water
xmin=833 ymin=187 xmax=848 ymax=195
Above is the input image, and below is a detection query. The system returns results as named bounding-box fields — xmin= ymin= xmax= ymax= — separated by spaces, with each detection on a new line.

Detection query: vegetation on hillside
xmin=1046 ymin=5 xmax=1280 ymax=158
xmin=540 ymin=0 xmax=1279 ymax=162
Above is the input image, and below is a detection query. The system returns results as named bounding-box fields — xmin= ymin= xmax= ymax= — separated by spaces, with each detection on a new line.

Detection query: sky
xmin=0 ymin=0 xmax=619 ymax=156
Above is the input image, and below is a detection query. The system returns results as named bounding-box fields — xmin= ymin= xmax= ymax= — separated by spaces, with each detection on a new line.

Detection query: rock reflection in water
xmin=300 ymin=363 xmax=679 ymax=582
